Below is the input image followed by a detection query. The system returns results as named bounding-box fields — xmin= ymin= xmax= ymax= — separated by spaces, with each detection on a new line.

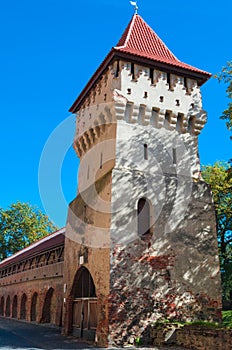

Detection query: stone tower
xmin=63 ymin=14 xmax=222 ymax=346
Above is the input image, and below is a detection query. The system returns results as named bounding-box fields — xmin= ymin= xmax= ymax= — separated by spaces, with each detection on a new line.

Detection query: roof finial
xmin=130 ymin=1 xmax=138 ymax=14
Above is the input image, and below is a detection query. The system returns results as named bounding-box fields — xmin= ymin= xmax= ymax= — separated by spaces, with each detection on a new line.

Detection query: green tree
xmin=0 ymin=202 xmax=58 ymax=261
xmin=216 ymin=61 xmax=232 ymax=139
xmin=202 ymin=162 xmax=232 ymax=300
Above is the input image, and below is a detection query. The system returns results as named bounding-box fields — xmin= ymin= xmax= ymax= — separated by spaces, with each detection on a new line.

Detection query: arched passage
xmin=12 ymin=295 xmax=18 ymax=318
xmin=41 ymin=288 xmax=54 ymax=323
xmin=0 ymin=296 xmax=4 ymax=316
xmin=70 ymin=267 xmax=97 ymax=340
xmin=20 ymin=293 xmax=27 ymax=320
xmin=30 ymin=292 xmax=38 ymax=321
xmin=5 ymin=295 xmax=10 ymax=317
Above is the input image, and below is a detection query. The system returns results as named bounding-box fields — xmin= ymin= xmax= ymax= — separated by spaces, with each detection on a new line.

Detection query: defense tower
xmin=63 ymin=14 xmax=221 ymax=347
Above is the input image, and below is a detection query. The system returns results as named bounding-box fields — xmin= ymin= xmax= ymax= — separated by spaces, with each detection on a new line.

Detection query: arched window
xmin=5 ymin=295 xmax=10 ymax=317
xmin=137 ymin=198 xmax=152 ymax=239
xmin=20 ymin=293 xmax=27 ymax=320
xmin=12 ymin=295 xmax=17 ymax=318
xmin=41 ymin=288 xmax=54 ymax=323
xmin=30 ymin=292 xmax=38 ymax=321
xmin=0 ymin=296 xmax=4 ymax=316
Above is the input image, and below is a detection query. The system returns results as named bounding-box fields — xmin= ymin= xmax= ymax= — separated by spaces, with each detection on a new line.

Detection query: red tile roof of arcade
xmin=0 ymin=228 xmax=65 ymax=269
xmin=70 ymin=14 xmax=211 ymax=113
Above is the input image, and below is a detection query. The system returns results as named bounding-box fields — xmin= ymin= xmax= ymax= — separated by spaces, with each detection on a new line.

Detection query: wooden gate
xmin=72 ymin=297 xmax=97 ymax=340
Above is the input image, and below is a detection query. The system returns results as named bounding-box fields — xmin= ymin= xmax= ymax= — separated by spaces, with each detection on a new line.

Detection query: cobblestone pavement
xmin=0 ymin=317 xmax=188 ymax=350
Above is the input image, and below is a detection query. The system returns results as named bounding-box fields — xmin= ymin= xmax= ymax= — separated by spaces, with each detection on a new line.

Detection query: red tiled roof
xmin=0 ymin=228 xmax=65 ymax=269
xmin=116 ymin=14 xmax=178 ymax=61
xmin=115 ymin=14 xmax=210 ymax=76
xmin=69 ymin=14 xmax=211 ymax=113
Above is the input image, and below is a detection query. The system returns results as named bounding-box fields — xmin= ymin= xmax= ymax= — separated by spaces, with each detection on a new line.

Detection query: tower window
xmin=184 ymin=77 xmax=188 ymax=89
xmin=131 ymin=63 xmax=135 ymax=80
xmin=138 ymin=198 xmax=151 ymax=238
xmin=144 ymin=91 xmax=148 ymax=98
xmin=144 ymin=144 xmax=148 ymax=160
xmin=176 ymin=99 xmax=180 ymax=106
xmin=167 ymin=73 xmax=171 ymax=89
xmin=100 ymin=152 xmax=103 ymax=169
xmin=160 ymin=96 xmax=164 ymax=102
xmin=173 ymin=148 xmax=177 ymax=165
xmin=149 ymin=68 xmax=154 ymax=84
xmin=127 ymin=88 xmax=131 ymax=95
xmin=115 ymin=60 xmax=120 ymax=77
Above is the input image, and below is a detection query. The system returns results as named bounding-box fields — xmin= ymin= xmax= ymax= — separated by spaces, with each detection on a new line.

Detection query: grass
xmin=222 ymin=310 xmax=232 ymax=328
xmin=153 ymin=311 xmax=232 ymax=330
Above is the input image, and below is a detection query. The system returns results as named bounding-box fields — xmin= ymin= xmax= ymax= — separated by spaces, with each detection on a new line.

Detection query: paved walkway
xmin=0 ymin=317 xmax=188 ymax=350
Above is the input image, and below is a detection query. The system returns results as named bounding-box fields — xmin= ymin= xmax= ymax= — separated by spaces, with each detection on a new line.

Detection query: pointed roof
xmin=114 ymin=14 xmax=208 ymax=74
xmin=115 ymin=14 xmax=178 ymax=63
xmin=70 ymin=14 xmax=211 ymax=113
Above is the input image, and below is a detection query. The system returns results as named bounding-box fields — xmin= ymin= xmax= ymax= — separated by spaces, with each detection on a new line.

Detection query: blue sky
xmin=0 ymin=0 xmax=231 ymax=227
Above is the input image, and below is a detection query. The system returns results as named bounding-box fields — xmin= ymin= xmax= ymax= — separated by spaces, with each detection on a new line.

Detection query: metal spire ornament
xmin=130 ymin=1 xmax=138 ymax=14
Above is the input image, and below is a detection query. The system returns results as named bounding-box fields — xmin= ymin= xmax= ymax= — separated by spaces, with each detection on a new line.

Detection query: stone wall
xmin=151 ymin=324 xmax=232 ymax=350
xmin=0 ymin=230 xmax=65 ymax=326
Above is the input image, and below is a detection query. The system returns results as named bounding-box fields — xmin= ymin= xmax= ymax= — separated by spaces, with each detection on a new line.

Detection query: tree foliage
xmin=202 ymin=162 xmax=232 ymax=300
xmin=216 ymin=61 xmax=232 ymax=139
xmin=0 ymin=202 xmax=58 ymax=261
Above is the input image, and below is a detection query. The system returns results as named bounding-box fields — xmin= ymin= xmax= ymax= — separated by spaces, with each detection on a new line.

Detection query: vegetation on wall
xmin=0 ymin=202 xmax=58 ymax=261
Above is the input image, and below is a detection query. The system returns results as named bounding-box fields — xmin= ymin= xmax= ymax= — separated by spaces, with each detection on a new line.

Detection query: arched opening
xmin=12 ymin=295 xmax=18 ymax=318
xmin=30 ymin=292 xmax=38 ymax=321
xmin=41 ymin=288 xmax=54 ymax=323
xmin=20 ymin=293 xmax=27 ymax=320
xmin=70 ymin=267 xmax=97 ymax=340
xmin=5 ymin=295 xmax=10 ymax=317
xmin=137 ymin=197 xmax=152 ymax=240
xmin=0 ymin=296 xmax=4 ymax=316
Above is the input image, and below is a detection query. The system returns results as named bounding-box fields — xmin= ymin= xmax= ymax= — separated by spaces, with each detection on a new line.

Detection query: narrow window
xmin=184 ymin=77 xmax=188 ymax=89
xmin=127 ymin=88 xmax=131 ymax=95
xmin=138 ymin=198 xmax=151 ymax=238
xmin=167 ymin=73 xmax=171 ymax=89
xmin=184 ymin=77 xmax=190 ymax=94
xmin=144 ymin=91 xmax=148 ymax=98
xmin=144 ymin=144 xmax=148 ymax=160
xmin=149 ymin=68 xmax=154 ymax=84
xmin=115 ymin=60 xmax=120 ymax=77
xmin=173 ymin=148 xmax=177 ymax=165
xmin=87 ymin=165 xmax=90 ymax=180
xmin=131 ymin=63 xmax=135 ymax=80
xmin=100 ymin=152 xmax=103 ymax=169
xmin=176 ymin=99 xmax=180 ymax=106
xmin=104 ymin=93 xmax=107 ymax=101
xmin=160 ymin=96 xmax=164 ymax=102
